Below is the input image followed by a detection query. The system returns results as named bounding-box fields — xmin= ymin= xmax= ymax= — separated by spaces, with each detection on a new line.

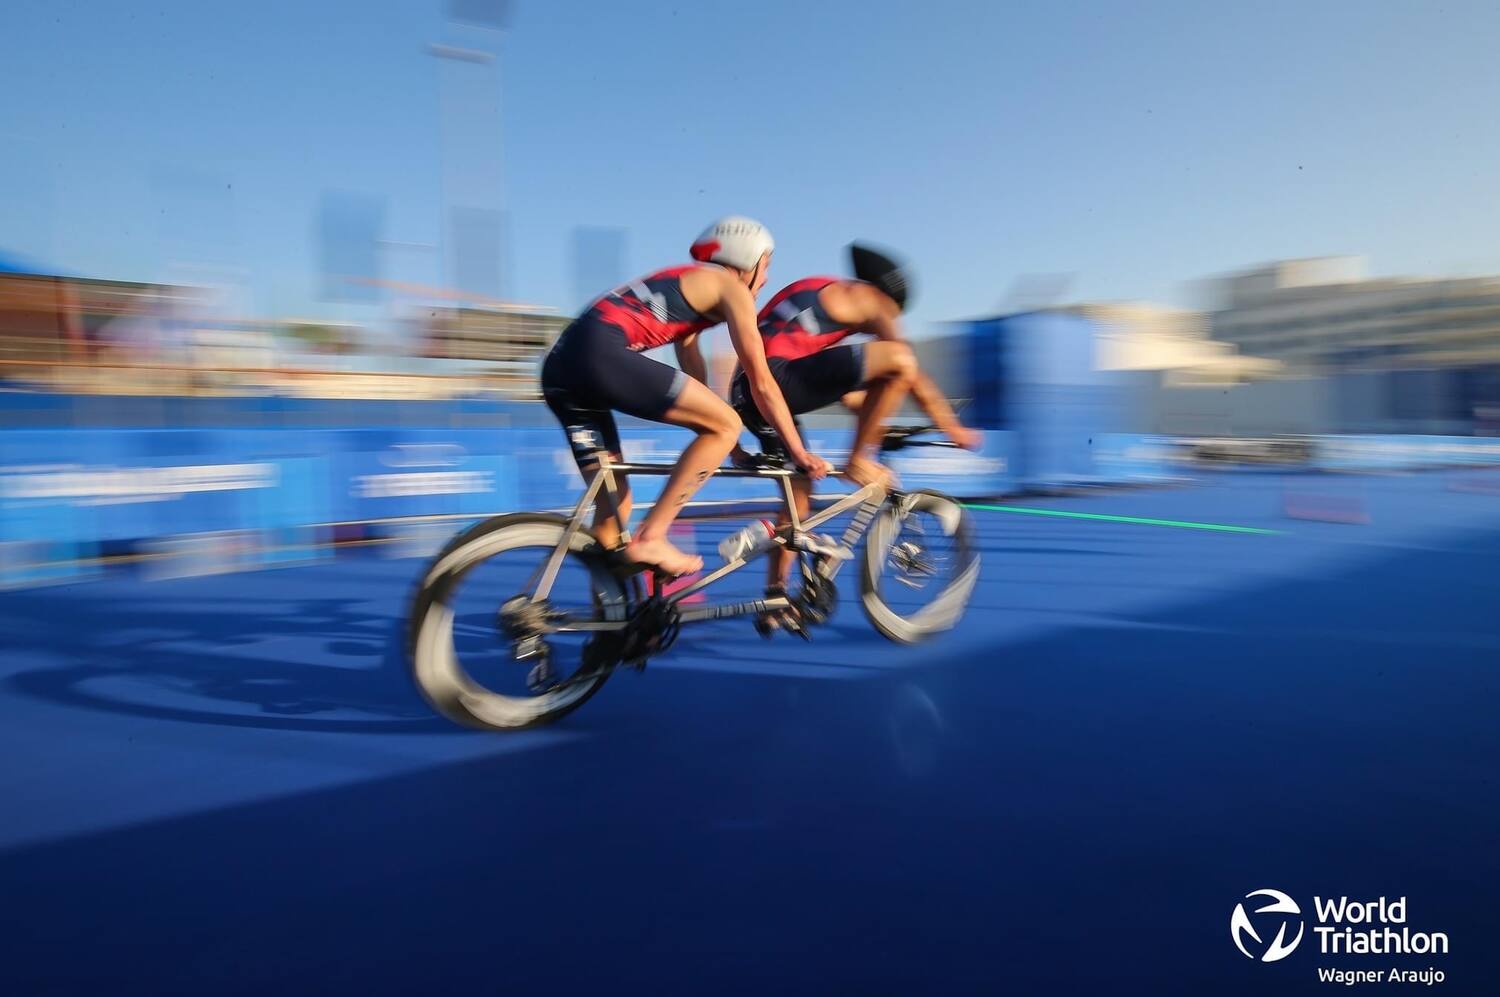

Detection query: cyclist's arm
xmin=834 ymin=282 xmax=976 ymax=448
xmin=673 ymin=333 xmax=709 ymax=385
xmin=910 ymin=371 xmax=977 ymax=448
xmin=717 ymin=278 xmax=826 ymax=477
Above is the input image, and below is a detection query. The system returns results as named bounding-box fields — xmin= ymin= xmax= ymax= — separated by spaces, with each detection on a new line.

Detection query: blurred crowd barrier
xmin=0 ymin=396 xmax=1019 ymax=587
xmin=6 ymin=392 xmax=1500 ymax=587
xmin=1095 ymin=432 xmax=1500 ymax=476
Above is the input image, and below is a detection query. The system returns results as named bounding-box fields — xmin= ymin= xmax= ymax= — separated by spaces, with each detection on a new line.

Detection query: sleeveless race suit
xmin=731 ymin=277 xmax=868 ymax=453
xmin=542 ymin=264 xmax=721 ymax=463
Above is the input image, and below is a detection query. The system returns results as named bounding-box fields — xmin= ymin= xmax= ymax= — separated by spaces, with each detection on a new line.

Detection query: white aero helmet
xmin=689 ymin=215 xmax=774 ymax=271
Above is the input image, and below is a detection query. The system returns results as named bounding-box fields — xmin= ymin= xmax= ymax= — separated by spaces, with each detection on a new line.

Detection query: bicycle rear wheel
xmin=407 ymin=513 xmax=628 ymax=730
xmin=859 ymin=490 xmax=979 ymax=644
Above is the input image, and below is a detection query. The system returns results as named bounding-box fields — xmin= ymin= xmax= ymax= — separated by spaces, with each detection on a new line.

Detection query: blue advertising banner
xmin=331 ymin=430 xmax=519 ymax=524
xmin=0 ymin=425 xmax=1020 ymax=576
xmin=1091 ymin=434 xmax=1189 ymax=484
xmin=0 ymin=430 xmax=279 ymax=543
xmin=43 ymin=418 xmax=1500 ymax=588
xmin=1314 ymin=435 xmax=1500 ymax=471
xmin=886 ymin=431 xmax=1016 ymax=497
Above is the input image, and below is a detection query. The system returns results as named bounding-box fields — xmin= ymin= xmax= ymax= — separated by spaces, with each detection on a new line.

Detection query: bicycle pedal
xmin=776 ymin=609 xmax=812 ymax=641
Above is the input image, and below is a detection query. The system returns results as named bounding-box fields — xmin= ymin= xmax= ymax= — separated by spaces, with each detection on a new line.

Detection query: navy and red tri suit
xmin=756 ymin=277 xmax=862 ymax=360
xmin=541 ymin=264 xmax=721 ymax=465
xmin=585 ymin=265 xmax=720 ymax=352
xmin=731 ymin=277 xmax=869 ymax=453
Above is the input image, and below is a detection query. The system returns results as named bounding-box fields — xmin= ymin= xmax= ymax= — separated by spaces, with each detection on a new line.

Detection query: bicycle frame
xmin=527 ymin=452 xmax=889 ymax=629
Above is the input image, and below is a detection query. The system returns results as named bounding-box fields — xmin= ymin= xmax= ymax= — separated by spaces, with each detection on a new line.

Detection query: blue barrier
xmin=252 ymin=456 xmax=335 ymax=565
xmin=1091 ymin=434 xmax=1189 ymax=483
xmin=11 ymin=417 xmax=1499 ymax=585
xmin=1314 ymin=435 xmax=1500 ymax=471
xmin=0 ymin=428 xmax=333 ymax=583
xmin=25 ymin=410 xmax=1497 ymax=586
xmin=886 ymin=431 xmax=1016 ymax=495
xmin=0 ymin=491 xmax=98 ymax=587
xmin=0 ymin=423 xmax=1021 ymax=582
xmin=331 ymin=430 xmax=520 ymax=523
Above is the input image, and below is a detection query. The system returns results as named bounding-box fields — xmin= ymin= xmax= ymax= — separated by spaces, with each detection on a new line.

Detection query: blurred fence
xmin=0 ymin=395 xmax=1020 ymax=587
xmin=5 ymin=393 xmax=1500 ymax=588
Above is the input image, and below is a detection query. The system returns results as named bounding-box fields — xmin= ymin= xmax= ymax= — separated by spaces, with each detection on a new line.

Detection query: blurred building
xmin=911 ymin=301 xmax=1278 ymax=427
xmin=1208 ymin=257 xmax=1500 ymax=433
xmin=419 ymin=304 xmax=567 ymax=389
xmin=0 ymin=271 xmax=210 ymax=379
xmin=934 ymin=304 xmax=1333 ymax=441
xmin=1077 ymin=302 xmax=1280 ymax=384
xmin=571 ymin=227 xmax=627 ymax=314
xmin=0 ymin=268 xmax=554 ymax=400
xmin=1210 ymin=257 xmax=1500 ymax=373
xmin=318 ymin=192 xmax=387 ymax=304
xmin=0 ymin=271 xmax=87 ymax=366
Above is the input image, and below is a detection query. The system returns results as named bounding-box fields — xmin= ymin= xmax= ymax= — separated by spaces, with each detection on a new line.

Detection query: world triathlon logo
xmin=1230 ymin=889 xmax=1305 ymax=962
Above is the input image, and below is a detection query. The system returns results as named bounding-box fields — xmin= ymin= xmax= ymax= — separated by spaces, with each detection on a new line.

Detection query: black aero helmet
xmin=848 ymin=242 xmax=913 ymax=312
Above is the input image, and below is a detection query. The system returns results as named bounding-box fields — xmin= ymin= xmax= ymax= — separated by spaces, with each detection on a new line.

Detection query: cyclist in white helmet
xmin=541 ymin=216 xmax=831 ymax=578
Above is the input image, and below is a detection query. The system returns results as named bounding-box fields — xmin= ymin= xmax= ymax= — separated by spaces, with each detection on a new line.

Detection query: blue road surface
xmin=2 ymin=471 xmax=1498 ymax=994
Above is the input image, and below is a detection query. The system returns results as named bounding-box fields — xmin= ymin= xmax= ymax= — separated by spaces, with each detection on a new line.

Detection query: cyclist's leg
xmin=764 ymin=473 xmax=814 ymax=593
xmin=744 ymin=349 xmax=861 ymax=591
xmin=728 ymin=361 xmax=787 ymax=466
xmin=729 ymin=371 xmax=800 ymax=589
xmin=591 ymin=467 xmax=630 ymax=549
xmin=847 ymin=340 xmax=917 ymax=485
xmin=730 ymin=376 xmax=805 ymax=624
xmin=557 ymin=327 xmax=740 ymax=576
xmin=626 ymin=377 xmax=741 ymax=575
xmin=542 ymin=321 xmax=639 ymax=549
xmin=542 ymin=388 xmax=631 ymax=548
xmin=582 ymin=425 xmax=631 ymax=550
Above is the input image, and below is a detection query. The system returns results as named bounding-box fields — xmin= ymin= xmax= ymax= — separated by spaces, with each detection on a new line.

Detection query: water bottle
xmin=719 ymin=519 xmax=778 ymax=563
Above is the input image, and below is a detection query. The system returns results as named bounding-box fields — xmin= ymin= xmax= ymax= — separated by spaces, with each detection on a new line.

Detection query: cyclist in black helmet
xmin=727 ymin=242 xmax=979 ymax=609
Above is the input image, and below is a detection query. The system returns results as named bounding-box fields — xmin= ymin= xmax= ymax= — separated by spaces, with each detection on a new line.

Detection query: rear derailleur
xmin=498 ymin=595 xmax=568 ymax=693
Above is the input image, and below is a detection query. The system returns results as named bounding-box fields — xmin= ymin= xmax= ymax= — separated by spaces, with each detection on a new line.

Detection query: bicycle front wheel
xmin=859 ymin=490 xmax=980 ymax=644
xmin=407 ymin=513 xmax=628 ymax=730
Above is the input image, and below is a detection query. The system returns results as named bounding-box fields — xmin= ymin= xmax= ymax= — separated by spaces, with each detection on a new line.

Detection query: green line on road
xmin=964 ymin=503 xmax=1283 ymax=535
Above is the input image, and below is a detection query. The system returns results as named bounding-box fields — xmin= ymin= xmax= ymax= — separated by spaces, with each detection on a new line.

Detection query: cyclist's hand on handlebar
xmin=793 ymin=450 xmax=832 ymax=480
xmin=951 ymin=426 xmax=984 ymax=452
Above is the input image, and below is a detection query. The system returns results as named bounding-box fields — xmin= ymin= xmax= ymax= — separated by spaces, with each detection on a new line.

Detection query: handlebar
xmin=729 ymin=424 xmax=962 ymax=474
xmin=880 ymin=425 xmax=961 ymax=452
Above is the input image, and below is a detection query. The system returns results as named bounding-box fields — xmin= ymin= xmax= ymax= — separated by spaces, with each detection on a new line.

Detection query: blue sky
xmin=3 ymin=0 xmax=1500 ymax=338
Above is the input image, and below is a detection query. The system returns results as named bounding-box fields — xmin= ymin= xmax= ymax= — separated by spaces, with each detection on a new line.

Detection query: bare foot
xmin=844 ymin=455 xmax=894 ymax=488
xmin=623 ymin=536 xmax=703 ymax=577
xmin=951 ymin=427 xmax=984 ymax=452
